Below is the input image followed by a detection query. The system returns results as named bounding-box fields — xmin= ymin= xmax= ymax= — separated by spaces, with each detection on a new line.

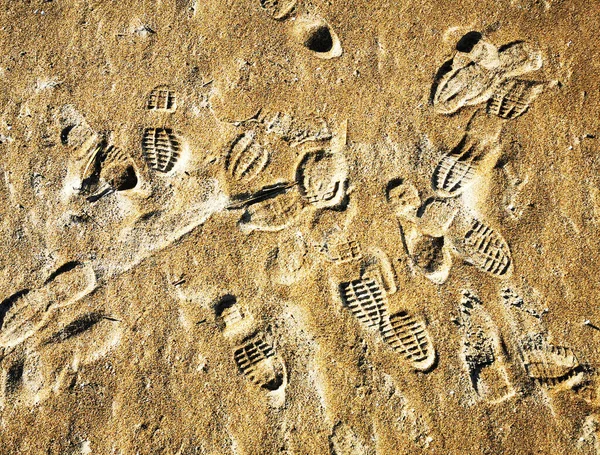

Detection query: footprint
xmin=499 ymin=290 xmax=592 ymax=396
xmin=263 ymin=111 xmax=332 ymax=145
xmin=431 ymin=112 xmax=502 ymax=198
xmin=44 ymin=261 xmax=97 ymax=308
xmin=389 ymin=186 xmax=511 ymax=281
xmin=142 ymin=128 xmax=183 ymax=174
xmin=339 ymin=278 xmax=389 ymax=329
xmin=457 ymin=290 xmax=514 ymax=404
xmin=487 ymin=79 xmax=545 ymax=119
xmin=84 ymin=144 xmax=139 ymax=201
xmin=295 ymin=148 xmax=348 ymax=209
xmin=146 ymin=85 xmax=177 ymax=113
xmin=422 ymin=199 xmax=511 ymax=278
xmin=432 ymin=33 xmax=542 ymax=115
xmin=73 ymin=134 xmax=139 ymax=202
xmin=235 ymin=183 xmax=306 ymax=232
xmin=402 ymin=224 xmax=453 ymax=284
xmin=432 ymin=136 xmax=486 ymax=198
xmin=321 ymin=230 xmax=363 ymax=264
xmin=519 ymin=335 xmax=586 ymax=389
xmin=266 ymin=231 xmax=311 ymax=285
xmin=0 ymin=308 xmax=120 ymax=408
xmin=57 ymin=105 xmax=96 ymax=149
xmin=233 ymin=334 xmax=287 ymax=391
xmin=0 ymin=290 xmax=38 ymax=348
xmin=215 ymin=296 xmax=287 ymax=398
xmin=215 ymin=295 xmax=255 ymax=339
xmin=500 ymin=287 xmax=548 ymax=322
xmin=386 ymin=178 xmax=421 ymax=220
xmin=386 ymin=181 xmax=453 ymax=284
xmin=39 ymin=310 xmax=122 ymax=364
xmin=0 ymin=262 xmax=97 ymax=349
xmin=449 ymin=210 xmax=512 ymax=277
xmin=225 ymin=131 xmax=270 ymax=183
xmin=433 ymin=60 xmax=497 ymax=116
xmin=380 ymin=311 xmax=436 ymax=372
xmin=329 ymin=422 xmax=374 ymax=455
xmin=336 ymin=251 xmax=435 ymax=371
xmin=496 ymin=41 xmax=544 ymax=78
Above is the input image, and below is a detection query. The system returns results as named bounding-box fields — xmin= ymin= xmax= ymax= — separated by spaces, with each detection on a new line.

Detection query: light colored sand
xmin=0 ymin=1 xmax=600 ymax=453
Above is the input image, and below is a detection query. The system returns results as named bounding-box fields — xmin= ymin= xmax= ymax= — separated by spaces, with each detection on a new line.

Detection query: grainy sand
xmin=0 ymin=1 xmax=599 ymax=453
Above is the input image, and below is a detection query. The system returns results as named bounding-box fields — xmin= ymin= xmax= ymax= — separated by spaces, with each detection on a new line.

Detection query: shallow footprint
xmin=402 ymin=223 xmax=453 ymax=285
xmin=457 ymin=290 xmax=514 ymax=404
xmin=236 ymin=183 xmax=306 ymax=232
xmin=431 ymin=111 xmax=502 ymax=198
xmin=519 ymin=334 xmax=586 ymax=390
xmin=215 ymin=296 xmax=287 ymax=404
xmin=320 ymin=229 xmax=363 ymax=264
xmin=266 ymin=231 xmax=312 ymax=286
xmin=487 ymin=79 xmax=545 ymax=120
xmin=295 ymin=148 xmax=348 ymax=209
xmin=386 ymin=181 xmax=453 ymax=284
xmin=0 ymin=262 xmax=97 ymax=349
xmin=146 ymin=85 xmax=177 ymax=113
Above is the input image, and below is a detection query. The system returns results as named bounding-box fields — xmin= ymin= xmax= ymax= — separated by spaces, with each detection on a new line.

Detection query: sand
xmin=0 ymin=0 xmax=600 ymax=453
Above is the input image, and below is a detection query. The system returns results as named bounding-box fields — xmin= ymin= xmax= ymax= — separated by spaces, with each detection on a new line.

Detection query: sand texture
xmin=1 ymin=0 xmax=600 ymax=453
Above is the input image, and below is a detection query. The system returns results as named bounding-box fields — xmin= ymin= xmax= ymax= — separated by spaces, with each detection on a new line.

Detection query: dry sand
xmin=0 ymin=0 xmax=600 ymax=453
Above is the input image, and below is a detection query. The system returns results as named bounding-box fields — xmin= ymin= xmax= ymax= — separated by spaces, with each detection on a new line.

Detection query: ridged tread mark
xmin=463 ymin=219 xmax=511 ymax=276
xmin=226 ymin=132 xmax=269 ymax=182
xmin=339 ymin=279 xmax=389 ymax=329
xmin=142 ymin=128 xmax=181 ymax=173
xmin=432 ymin=138 xmax=479 ymax=197
xmin=147 ymin=86 xmax=177 ymax=112
xmin=488 ymin=79 xmax=543 ymax=119
xmin=457 ymin=290 xmax=515 ymax=401
xmin=222 ymin=305 xmax=244 ymax=329
xmin=380 ymin=312 xmax=436 ymax=371
xmin=233 ymin=335 xmax=284 ymax=390
xmin=521 ymin=343 xmax=583 ymax=386
xmin=326 ymin=236 xmax=362 ymax=263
